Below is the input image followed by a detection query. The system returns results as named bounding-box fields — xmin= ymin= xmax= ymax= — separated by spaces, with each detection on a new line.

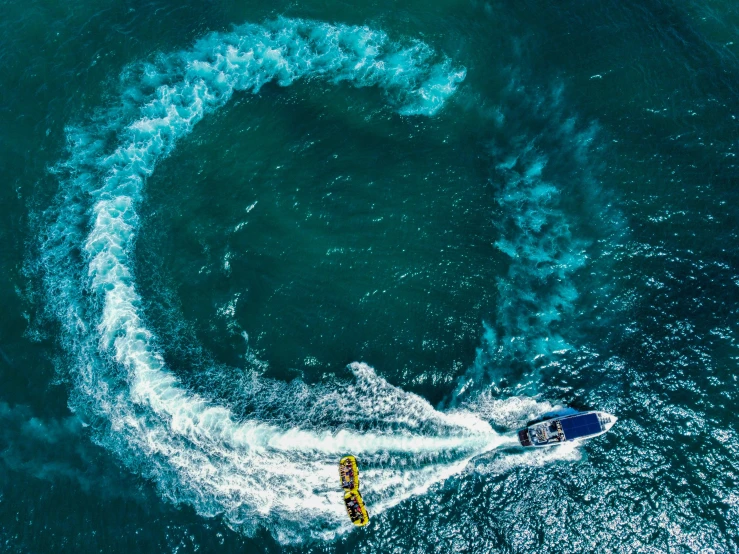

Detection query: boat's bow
xmin=597 ymin=412 xmax=618 ymax=434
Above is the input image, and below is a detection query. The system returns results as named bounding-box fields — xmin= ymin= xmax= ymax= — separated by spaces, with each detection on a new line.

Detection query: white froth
xmin=39 ymin=17 xmax=523 ymax=543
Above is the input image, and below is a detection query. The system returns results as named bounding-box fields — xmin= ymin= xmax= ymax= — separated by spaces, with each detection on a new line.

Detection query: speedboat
xmin=517 ymin=410 xmax=617 ymax=447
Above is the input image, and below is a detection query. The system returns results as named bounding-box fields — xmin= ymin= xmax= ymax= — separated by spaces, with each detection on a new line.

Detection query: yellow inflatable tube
xmin=344 ymin=489 xmax=370 ymax=527
xmin=339 ymin=455 xmax=360 ymax=491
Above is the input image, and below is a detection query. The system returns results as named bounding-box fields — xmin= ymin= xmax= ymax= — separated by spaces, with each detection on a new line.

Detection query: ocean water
xmin=1 ymin=0 xmax=738 ymax=552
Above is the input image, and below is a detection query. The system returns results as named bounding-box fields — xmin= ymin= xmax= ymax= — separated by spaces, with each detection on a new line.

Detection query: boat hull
xmin=517 ymin=411 xmax=616 ymax=448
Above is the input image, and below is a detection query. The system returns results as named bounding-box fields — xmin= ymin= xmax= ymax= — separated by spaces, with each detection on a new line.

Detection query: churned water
xmin=1 ymin=1 xmax=738 ymax=552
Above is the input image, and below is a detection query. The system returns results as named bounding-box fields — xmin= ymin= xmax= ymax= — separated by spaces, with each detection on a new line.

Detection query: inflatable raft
xmin=343 ymin=489 xmax=370 ymax=526
xmin=338 ymin=455 xmax=369 ymax=526
xmin=339 ymin=455 xmax=359 ymax=491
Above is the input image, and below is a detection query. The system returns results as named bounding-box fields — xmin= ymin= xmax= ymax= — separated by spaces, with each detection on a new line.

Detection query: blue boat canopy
xmin=560 ymin=413 xmax=601 ymax=440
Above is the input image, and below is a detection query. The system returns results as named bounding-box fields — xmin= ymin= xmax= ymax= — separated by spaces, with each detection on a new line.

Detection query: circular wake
xmin=39 ymin=17 xmax=508 ymax=543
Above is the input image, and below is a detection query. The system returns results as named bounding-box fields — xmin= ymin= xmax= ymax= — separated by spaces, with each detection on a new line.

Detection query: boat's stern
xmin=517 ymin=428 xmax=533 ymax=447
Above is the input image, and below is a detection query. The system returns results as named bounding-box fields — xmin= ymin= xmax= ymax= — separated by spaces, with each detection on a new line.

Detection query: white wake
xmin=36 ymin=17 xmax=527 ymax=543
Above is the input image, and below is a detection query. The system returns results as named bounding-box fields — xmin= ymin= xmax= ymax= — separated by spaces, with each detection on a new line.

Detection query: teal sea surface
xmin=1 ymin=1 xmax=738 ymax=552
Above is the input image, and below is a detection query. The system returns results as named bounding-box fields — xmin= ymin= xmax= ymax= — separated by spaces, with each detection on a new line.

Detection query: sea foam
xmin=38 ymin=18 xmax=511 ymax=543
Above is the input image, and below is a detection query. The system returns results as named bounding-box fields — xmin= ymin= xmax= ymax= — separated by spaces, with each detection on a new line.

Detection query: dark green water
xmin=1 ymin=1 xmax=738 ymax=552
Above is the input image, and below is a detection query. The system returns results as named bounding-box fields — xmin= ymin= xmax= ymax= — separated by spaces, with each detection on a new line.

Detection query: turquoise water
xmin=1 ymin=1 xmax=738 ymax=552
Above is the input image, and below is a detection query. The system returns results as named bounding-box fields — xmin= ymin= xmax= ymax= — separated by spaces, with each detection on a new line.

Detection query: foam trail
xmin=450 ymin=85 xmax=595 ymax=404
xmin=37 ymin=18 xmax=508 ymax=543
xmin=472 ymin=440 xmax=582 ymax=476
